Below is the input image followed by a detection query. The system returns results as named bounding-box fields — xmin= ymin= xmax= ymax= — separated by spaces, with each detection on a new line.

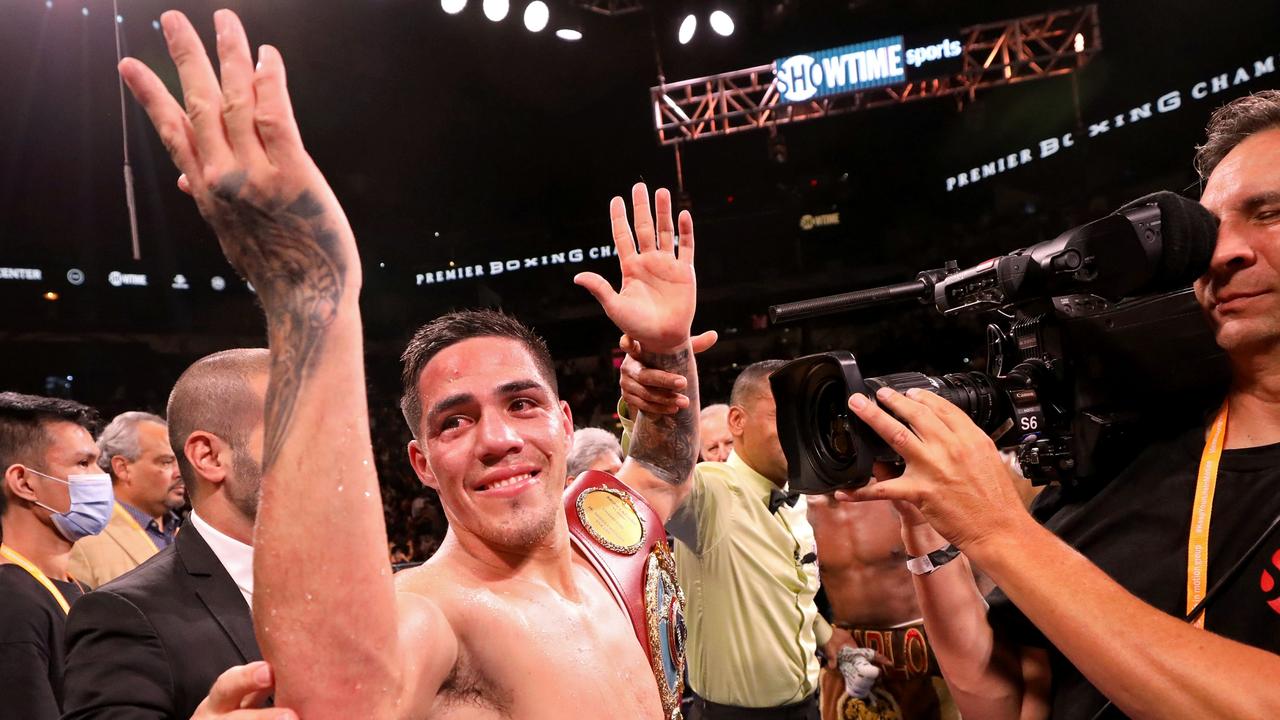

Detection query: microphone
xmin=931 ymin=191 xmax=1218 ymax=314
xmin=769 ymin=191 xmax=1218 ymax=323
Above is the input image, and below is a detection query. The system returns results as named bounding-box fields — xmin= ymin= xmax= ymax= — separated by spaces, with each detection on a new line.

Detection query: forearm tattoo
xmin=628 ymin=347 xmax=698 ymax=486
xmin=208 ymin=173 xmax=349 ymax=470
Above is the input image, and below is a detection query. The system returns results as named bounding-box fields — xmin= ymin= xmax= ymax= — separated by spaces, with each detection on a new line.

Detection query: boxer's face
xmin=1194 ymin=127 xmax=1280 ymax=357
xmin=408 ymin=337 xmax=572 ymax=549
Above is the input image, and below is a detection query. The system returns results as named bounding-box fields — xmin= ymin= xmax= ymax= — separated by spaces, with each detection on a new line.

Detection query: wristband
xmin=906 ymin=543 xmax=961 ymax=576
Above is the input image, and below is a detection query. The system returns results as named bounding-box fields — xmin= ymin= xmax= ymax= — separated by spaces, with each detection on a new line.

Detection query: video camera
xmin=770 ymin=192 xmax=1230 ymax=494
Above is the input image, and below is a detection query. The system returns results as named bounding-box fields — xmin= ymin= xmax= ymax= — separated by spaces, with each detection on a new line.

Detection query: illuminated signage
xmin=943 ymin=52 xmax=1277 ymax=192
xmin=416 ymin=244 xmax=619 ymax=287
xmin=775 ymin=35 xmax=961 ymax=104
xmin=0 ymin=266 xmax=42 ymax=281
xmin=776 ymin=37 xmax=905 ymax=103
xmin=107 ymin=271 xmax=148 ymax=287
xmin=799 ymin=212 xmax=841 ymax=231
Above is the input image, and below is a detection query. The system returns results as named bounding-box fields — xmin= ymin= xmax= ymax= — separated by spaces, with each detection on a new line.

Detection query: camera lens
xmin=864 ymin=371 xmax=1004 ymax=434
xmin=813 ymin=379 xmax=857 ymax=466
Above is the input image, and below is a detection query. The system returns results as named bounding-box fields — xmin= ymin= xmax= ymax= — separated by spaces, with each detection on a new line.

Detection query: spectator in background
xmin=69 ymin=411 xmax=184 ymax=588
xmin=0 ymin=392 xmax=107 ymax=719
xmin=566 ymin=426 xmax=624 ymax=478
xmin=63 ymin=349 xmax=269 ymax=719
xmin=698 ymin=403 xmax=733 ymax=462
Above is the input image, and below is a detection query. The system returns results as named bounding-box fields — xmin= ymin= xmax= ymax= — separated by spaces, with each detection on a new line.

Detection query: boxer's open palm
xmin=575 ymin=183 xmax=696 ymax=352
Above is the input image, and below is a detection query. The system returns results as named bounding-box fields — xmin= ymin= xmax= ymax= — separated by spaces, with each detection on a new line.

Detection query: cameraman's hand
xmin=618 ymin=332 xmax=718 ymax=415
xmin=192 ymin=661 xmax=297 ymax=720
xmin=836 ymin=388 xmax=1030 ymax=551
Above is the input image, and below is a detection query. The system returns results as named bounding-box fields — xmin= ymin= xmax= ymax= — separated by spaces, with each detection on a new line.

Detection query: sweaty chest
xmin=438 ymin=581 xmax=664 ymax=719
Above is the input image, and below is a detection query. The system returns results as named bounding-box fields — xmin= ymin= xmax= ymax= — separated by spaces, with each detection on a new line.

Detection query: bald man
xmin=64 ymin=349 xmax=271 ymax=720
xmin=698 ymin=404 xmax=733 ymax=463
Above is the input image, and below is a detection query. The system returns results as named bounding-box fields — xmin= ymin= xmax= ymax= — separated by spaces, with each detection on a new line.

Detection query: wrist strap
xmin=906 ymin=543 xmax=961 ymax=576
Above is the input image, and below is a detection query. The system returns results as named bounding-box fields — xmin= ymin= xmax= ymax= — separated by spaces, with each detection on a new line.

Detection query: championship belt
xmin=564 ymin=470 xmax=686 ymax=720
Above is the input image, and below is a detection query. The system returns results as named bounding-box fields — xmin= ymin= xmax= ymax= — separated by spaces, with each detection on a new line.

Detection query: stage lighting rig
xmin=482 ymin=0 xmax=510 ymax=22
xmin=524 ymin=1 xmax=549 ymax=31
xmin=676 ymin=7 xmax=735 ymax=45
xmin=709 ymin=10 xmax=734 ymax=36
xmin=678 ymin=14 xmax=696 ymax=45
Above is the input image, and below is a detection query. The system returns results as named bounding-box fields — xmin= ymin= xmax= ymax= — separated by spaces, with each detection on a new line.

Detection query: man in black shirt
xmin=0 ymin=392 xmax=103 ymax=720
xmin=840 ymin=90 xmax=1280 ymax=719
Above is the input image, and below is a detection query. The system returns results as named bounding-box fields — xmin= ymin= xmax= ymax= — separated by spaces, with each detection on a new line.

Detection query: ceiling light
xmin=482 ymin=0 xmax=510 ymax=22
xmin=678 ymin=14 xmax=696 ymax=45
xmin=709 ymin=10 xmax=734 ymax=36
xmin=441 ymin=0 xmax=466 ymax=14
xmin=555 ymin=28 xmax=583 ymax=41
xmin=524 ymin=1 xmax=549 ymax=32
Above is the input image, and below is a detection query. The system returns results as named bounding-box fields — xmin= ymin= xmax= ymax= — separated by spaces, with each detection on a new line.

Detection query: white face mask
xmin=24 ymin=467 xmax=115 ymax=542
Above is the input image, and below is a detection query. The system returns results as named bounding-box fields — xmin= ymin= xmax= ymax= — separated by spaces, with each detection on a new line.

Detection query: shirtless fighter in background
xmin=120 ymin=10 xmax=701 ymax=718
xmin=809 ymin=497 xmax=960 ymax=720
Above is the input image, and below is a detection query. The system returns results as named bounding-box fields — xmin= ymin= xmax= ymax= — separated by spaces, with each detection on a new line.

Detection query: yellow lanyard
xmin=1186 ymin=403 xmax=1228 ymax=628
xmin=114 ymin=502 xmax=158 ymax=548
xmin=0 ymin=545 xmax=71 ymax=614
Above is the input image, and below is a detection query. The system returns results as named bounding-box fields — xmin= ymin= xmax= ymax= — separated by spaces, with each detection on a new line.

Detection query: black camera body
xmin=770 ymin=192 xmax=1229 ymax=494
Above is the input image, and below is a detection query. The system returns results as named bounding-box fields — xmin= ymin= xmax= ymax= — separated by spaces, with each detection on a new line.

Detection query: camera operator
xmin=841 ymin=91 xmax=1280 ymax=720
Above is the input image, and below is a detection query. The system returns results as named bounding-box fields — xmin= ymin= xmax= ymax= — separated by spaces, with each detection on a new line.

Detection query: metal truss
xmin=651 ymin=4 xmax=1101 ymax=145
xmin=572 ymin=0 xmax=644 ymax=16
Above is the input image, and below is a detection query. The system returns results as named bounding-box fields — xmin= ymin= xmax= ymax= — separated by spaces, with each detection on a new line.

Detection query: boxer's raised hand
xmin=119 ymin=10 xmax=360 ymax=467
xmin=575 ymin=183 xmax=696 ymax=353
xmin=119 ymin=10 xmax=359 ymax=310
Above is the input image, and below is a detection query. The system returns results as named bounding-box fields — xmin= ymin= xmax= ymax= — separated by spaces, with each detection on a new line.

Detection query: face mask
xmin=25 ymin=467 xmax=115 ymax=542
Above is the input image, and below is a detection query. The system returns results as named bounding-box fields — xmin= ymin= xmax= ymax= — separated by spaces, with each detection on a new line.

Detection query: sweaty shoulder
xmin=391 ymin=561 xmax=466 ymax=709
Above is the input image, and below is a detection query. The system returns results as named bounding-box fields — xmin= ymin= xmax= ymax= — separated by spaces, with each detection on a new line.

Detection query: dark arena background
xmin=2 ymin=0 xmax=1277 ymax=557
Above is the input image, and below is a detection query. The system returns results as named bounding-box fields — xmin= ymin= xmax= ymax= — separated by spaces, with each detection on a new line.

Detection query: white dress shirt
xmin=188 ymin=510 xmax=255 ymax=610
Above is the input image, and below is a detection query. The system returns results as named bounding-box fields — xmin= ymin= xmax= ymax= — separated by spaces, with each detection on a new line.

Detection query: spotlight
xmin=152 ymin=19 xmax=160 ymax=30
xmin=709 ymin=10 xmax=734 ymax=36
xmin=441 ymin=0 xmax=466 ymax=14
xmin=43 ymin=291 xmax=59 ymax=302
xmin=116 ymin=14 xmax=123 ymax=23
xmin=555 ymin=28 xmax=583 ymax=41
xmin=482 ymin=0 xmax=509 ymax=21
xmin=678 ymin=14 xmax=696 ymax=45
xmin=524 ymin=1 xmax=549 ymax=32
xmin=1073 ymin=32 xmax=1086 ymax=52
xmin=44 ymin=0 xmax=52 ymax=8
xmin=80 ymin=6 xmax=88 ymax=16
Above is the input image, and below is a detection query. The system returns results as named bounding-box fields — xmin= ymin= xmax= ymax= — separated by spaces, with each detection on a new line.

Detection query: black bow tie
xmin=768 ymin=488 xmax=800 ymax=514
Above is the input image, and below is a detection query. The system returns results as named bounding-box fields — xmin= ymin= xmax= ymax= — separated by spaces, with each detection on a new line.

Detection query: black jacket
xmin=61 ymin=523 xmax=261 ymax=719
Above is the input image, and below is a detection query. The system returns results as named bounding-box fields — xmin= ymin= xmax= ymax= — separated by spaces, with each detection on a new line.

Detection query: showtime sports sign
xmin=775 ymin=35 xmax=961 ymax=104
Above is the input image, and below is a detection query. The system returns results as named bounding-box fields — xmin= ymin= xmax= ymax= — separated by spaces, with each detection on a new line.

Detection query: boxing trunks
xmin=564 ymin=470 xmax=686 ymax=720
xmin=819 ymin=621 xmax=958 ymax=720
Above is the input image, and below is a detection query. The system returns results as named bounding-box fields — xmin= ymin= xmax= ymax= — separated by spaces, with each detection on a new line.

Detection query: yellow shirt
xmin=668 ymin=451 xmax=830 ymax=707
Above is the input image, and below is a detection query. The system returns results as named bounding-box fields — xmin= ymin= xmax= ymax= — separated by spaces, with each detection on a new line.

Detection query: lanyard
xmin=114 ymin=502 xmax=158 ymax=548
xmin=1186 ymin=403 xmax=1228 ymax=629
xmin=0 ymin=544 xmax=71 ymax=614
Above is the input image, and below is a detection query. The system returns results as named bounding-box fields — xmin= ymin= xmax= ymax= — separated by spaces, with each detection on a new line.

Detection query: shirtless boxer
xmin=809 ymin=497 xmax=960 ymax=720
xmin=119 ymin=10 xmax=701 ymax=719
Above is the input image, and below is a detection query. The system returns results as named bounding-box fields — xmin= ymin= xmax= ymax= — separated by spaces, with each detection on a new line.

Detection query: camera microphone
xmin=769 ymin=191 xmax=1219 ymax=323
xmin=934 ymin=190 xmax=1218 ymax=313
